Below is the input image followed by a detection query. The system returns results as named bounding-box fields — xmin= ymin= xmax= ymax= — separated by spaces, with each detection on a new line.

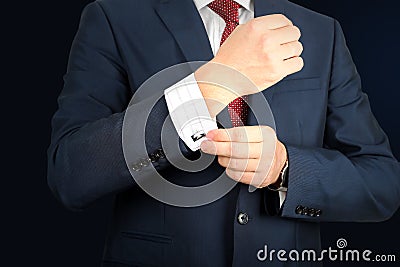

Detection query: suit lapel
xmin=155 ymin=0 xmax=231 ymax=127
xmin=155 ymin=0 xmax=214 ymax=62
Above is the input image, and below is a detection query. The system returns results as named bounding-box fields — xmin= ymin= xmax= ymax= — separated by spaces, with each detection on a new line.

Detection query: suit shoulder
xmin=285 ymin=1 xmax=335 ymax=31
xmin=282 ymin=0 xmax=339 ymax=47
xmin=95 ymin=0 xmax=158 ymax=11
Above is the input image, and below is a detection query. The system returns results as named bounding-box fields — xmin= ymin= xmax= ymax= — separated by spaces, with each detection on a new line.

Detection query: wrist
xmin=195 ymin=63 xmax=237 ymax=117
xmin=267 ymin=141 xmax=289 ymax=191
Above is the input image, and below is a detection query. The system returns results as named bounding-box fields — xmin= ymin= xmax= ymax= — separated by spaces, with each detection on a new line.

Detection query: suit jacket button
xmin=315 ymin=209 xmax=322 ymax=217
xmin=301 ymin=207 xmax=309 ymax=216
xmin=149 ymin=153 xmax=157 ymax=162
xmin=309 ymin=208 xmax=316 ymax=217
xmin=295 ymin=205 xmax=304 ymax=215
xmin=156 ymin=149 xmax=165 ymax=159
xmin=237 ymin=212 xmax=249 ymax=225
xmin=131 ymin=163 xmax=141 ymax=172
xmin=139 ymin=158 xmax=150 ymax=167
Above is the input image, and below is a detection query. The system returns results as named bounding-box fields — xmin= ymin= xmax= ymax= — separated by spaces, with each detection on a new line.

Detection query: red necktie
xmin=208 ymin=0 xmax=249 ymax=127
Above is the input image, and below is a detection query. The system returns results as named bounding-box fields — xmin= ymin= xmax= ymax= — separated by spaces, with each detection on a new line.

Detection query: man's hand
xmin=213 ymin=14 xmax=303 ymax=90
xmin=200 ymin=126 xmax=287 ymax=188
xmin=195 ymin=14 xmax=304 ymax=117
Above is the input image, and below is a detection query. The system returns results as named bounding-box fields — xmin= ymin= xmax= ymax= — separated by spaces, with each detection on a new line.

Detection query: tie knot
xmin=208 ymin=0 xmax=241 ymax=24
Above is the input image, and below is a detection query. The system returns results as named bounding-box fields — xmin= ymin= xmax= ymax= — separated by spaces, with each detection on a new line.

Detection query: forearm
xmin=48 ymin=1 xmax=201 ymax=210
xmin=194 ymin=62 xmax=237 ymax=118
xmin=48 ymin=94 xmax=184 ymax=210
xmin=48 ymin=112 xmax=130 ymax=210
xmin=278 ymin=19 xmax=400 ymax=222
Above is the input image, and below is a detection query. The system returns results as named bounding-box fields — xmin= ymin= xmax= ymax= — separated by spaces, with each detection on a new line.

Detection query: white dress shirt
xmin=194 ymin=0 xmax=254 ymax=56
xmin=164 ymin=0 xmax=286 ymax=206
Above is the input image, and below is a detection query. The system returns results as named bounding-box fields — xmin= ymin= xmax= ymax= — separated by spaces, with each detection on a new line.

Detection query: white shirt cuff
xmin=164 ymin=74 xmax=218 ymax=151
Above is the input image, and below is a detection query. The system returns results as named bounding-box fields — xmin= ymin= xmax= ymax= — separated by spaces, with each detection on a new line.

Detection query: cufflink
xmin=191 ymin=131 xmax=206 ymax=142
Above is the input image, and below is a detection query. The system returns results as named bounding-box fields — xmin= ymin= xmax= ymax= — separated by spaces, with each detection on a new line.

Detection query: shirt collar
xmin=193 ymin=0 xmax=253 ymax=12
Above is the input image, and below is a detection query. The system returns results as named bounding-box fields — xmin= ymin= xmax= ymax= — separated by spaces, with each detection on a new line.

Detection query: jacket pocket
xmin=274 ymin=77 xmax=321 ymax=94
xmin=121 ymin=231 xmax=172 ymax=244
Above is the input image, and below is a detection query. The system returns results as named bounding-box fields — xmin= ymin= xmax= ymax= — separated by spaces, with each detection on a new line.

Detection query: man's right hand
xmin=195 ymin=14 xmax=304 ymax=117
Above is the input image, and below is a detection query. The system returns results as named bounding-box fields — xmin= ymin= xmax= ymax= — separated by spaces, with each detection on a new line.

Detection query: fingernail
xmin=200 ymin=140 xmax=212 ymax=152
xmin=206 ymin=130 xmax=215 ymax=140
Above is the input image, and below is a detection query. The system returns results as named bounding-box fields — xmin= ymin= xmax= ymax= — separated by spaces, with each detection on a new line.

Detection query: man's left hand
xmin=200 ymin=126 xmax=287 ymax=188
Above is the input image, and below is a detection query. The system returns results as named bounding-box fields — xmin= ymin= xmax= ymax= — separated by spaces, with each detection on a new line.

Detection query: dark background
xmin=5 ymin=0 xmax=399 ymax=266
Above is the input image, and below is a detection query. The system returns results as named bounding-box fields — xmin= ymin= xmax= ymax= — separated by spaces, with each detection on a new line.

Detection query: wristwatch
xmin=267 ymin=159 xmax=289 ymax=192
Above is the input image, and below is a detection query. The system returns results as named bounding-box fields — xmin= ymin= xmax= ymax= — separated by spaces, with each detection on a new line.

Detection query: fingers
xmin=283 ymin=56 xmax=304 ymax=75
xmin=218 ymin=157 xmax=261 ymax=172
xmin=279 ymin=41 xmax=303 ymax=60
xmin=225 ymin=169 xmax=267 ymax=188
xmin=271 ymin=25 xmax=301 ymax=45
xmin=260 ymin=24 xmax=303 ymax=75
xmin=200 ymin=140 xmax=262 ymax=158
xmin=207 ymin=126 xmax=276 ymax=143
xmin=253 ymin=14 xmax=293 ymax=30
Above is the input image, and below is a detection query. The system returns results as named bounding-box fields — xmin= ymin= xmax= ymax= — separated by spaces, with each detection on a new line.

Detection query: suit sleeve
xmin=278 ymin=20 xmax=400 ymax=222
xmin=47 ymin=2 xmax=195 ymax=211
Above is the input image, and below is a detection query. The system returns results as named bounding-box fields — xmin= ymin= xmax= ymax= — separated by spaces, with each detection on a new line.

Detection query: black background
xmin=5 ymin=0 xmax=399 ymax=266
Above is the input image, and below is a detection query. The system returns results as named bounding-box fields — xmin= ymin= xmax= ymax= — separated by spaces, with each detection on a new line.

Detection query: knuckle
xmin=297 ymin=57 xmax=305 ymax=70
xmin=297 ymin=41 xmax=304 ymax=54
xmin=230 ymin=159 xmax=238 ymax=170
xmin=292 ymin=26 xmax=301 ymax=39
xmin=233 ymin=129 xmax=243 ymax=142
xmin=226 ymin=142 xmax=233 ymax=156
xmin=218 ymin=156 xmax=225 ymax=166
xmin=214 ymin=131 xmax=221 ymax=140
xmin=290 ymin=42 xmax=297 ymax=55
xmin=261 ymin=126 xmax=276 ymax=137
xmin=243 ymin=160 xmax=250 ymax=171
xmin=249 ymin=150 xmax=259 ymax=161
xmin=262 ymin=48 xmax=274 ymax=62
xmin=262 ymin=32 xmax=274 ymax=48
xmin=247 ymin=19 xmax=259 ymax=32
xmin=225 ymin=129 xmax=234 ymax=141
xmin=231 ymin=143 xmax=241 ymax=157
xmin=259 ymin=180 xmax=269 ymax=188
xmin=251 ymin=173 xmax=263 ymax=187
xmin=277 ymin=14 xmax=286 ymax=19
xmin=225 ymin=169 xmax=233 ymax=179
xmin=239 ymin=128 xmax=250 ymax=142
xmin=243 ymin=172 xmax=251 ymax=182
xmin=226 ymin=169 xmax=238 ymax=181
xmin=277 ymin=14 xmax=291 ymax=24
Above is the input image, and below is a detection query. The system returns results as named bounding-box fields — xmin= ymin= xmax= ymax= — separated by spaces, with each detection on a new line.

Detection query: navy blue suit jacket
xmin=48 ymin=0 xmax=400 ymax=266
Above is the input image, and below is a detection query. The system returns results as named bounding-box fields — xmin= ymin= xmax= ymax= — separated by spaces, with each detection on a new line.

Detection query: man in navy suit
xmin=48 ymin=0 xmax=400 ymax=266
